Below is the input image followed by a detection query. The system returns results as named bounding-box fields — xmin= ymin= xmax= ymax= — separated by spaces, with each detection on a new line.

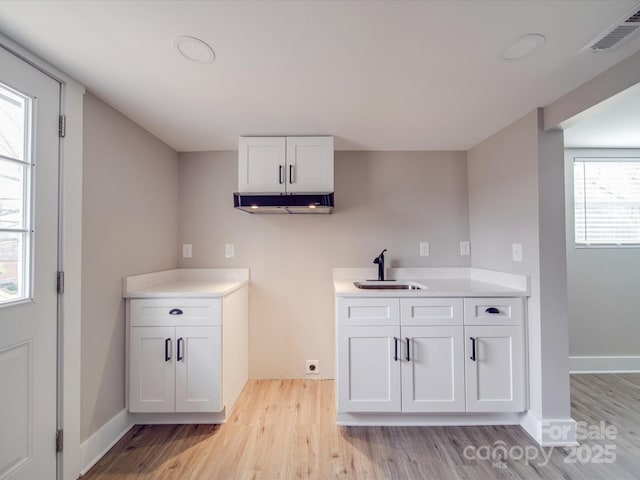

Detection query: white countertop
xmin=123 ymin=268 xmax=249 ymax=298
xmin=334 ymin=267 xmax=528 ymax=298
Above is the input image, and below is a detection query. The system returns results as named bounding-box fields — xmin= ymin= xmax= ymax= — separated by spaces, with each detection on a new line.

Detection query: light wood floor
xmin=82 ymin=374 xmax=640 ymax=479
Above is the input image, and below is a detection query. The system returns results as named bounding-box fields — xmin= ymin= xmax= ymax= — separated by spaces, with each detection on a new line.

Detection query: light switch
xmin=512 ymin=243 xmax=523 ymax=262
xmin=225 ymin=243 xmax=235 ymax=258
xmin=460 ymin=241 xmax=470 ymax=256
xmin=182 ymin=244 xmax=192 ymax=258
xmin=420 ymin=242 xmax=430 ymax=256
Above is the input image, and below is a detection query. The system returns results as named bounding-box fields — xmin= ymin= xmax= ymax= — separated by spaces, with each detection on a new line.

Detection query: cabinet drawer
xmin=130 ymin=298 xmax=221 ymax=327
xmin=463 ymin=298 xmax=523 ymax=326
xmin=337 ymin=298 xmax=400 ymax=326
xmin=400 ymin=298 xmax=463 ymax=326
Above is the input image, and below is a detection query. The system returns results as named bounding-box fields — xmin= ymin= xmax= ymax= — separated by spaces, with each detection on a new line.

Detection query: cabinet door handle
xmin=393 ymin=337 xmax=399 ymax=362
xmin=405 ymin=337 xmax=411 ymax=362
xmin=165 ymin=338 xmax=172 ymax=362
xmin=169 ymin=308 xmax=183 ymax=315
xmin=177 ymin=337 xmax=184 ymax=361
xmin=289 ymin=164 xmax=293 ymax=184
xmin=470 ymin=337 xmax=476 ymax=362
xmin=485 ymin=307 xmax=500 ymax=314
xmin=279 ymin=165 xmax=284 ymax=184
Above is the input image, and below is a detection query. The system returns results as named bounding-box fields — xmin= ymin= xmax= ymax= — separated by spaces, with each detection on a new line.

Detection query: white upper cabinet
xmin=238 ymin=136 xmax=333 ymax=193
xmin=285 ymin=137 xmax=334 ymax=193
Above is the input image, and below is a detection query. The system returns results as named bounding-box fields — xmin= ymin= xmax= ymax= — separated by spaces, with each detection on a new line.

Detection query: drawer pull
xmin=165 ymin=338 xmax=172 ymax=362
xmin=177 ymin=337 xmax=184 ymax=361
xmin=470 ymin=337 xmax=476 ymax=362
xmin=405 ymin=337 xmax=410 ymax=362
xmin=393 ymin=337 xmax=399 ymax=362
xmin=485 ymin=307 xmax=500 ymax=314
xmin=169 ymin=308 xmax=184 ymax=315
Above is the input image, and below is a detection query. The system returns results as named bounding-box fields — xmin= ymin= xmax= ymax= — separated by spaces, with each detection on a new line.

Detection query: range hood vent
xmin=585 ymin=5 xmax=640 ymax=52
xmin=233 ymin=192 xmax=334 ymax=214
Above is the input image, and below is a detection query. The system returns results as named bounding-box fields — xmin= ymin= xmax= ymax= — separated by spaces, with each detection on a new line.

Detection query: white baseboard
xmin=569 ymin=355 xmax=640 ymax=373
xmin=80 ymin=409 xmax=134 ymax=476
xmin=520 ymin=411 xmax=578 ymax=447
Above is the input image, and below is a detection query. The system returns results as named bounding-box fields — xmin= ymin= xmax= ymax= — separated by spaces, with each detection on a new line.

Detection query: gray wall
xmin=468 ymin=109 xmax=571 ymax=420
xmin=81 ymin=93 xmax=179 ymax=441
xmin=565 ymin=149 xmax=640 ymax=357
xmin=178 ymin=150 xmax=470 ymax=378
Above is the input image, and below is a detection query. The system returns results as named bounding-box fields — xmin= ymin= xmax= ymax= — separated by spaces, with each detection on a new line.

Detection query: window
xmin=0 ymin=82 xmax=32 ymax=304
xmin=574 ymin=158 xmax=640 ymax=246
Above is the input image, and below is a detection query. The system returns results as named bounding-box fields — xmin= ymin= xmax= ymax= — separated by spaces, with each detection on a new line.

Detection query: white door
xmin=285 ymin=136 xmax=334 ymax=193
xmin=337 ymin=325 xmax=401 ymax=413
xmin=129 ymin=326 xmax=175 ymax=413
xmin=238 ymin=137 xmax=286 ymax=193
xmin=175 ymin=326 xmax=221 ymax=412
xmin=464 ymin=325 xmax=525 ymax=412
xmin=401 ymin=326 xmax=465 ymax=413
xmin=0 ymin=46 xmax=60 ymax=479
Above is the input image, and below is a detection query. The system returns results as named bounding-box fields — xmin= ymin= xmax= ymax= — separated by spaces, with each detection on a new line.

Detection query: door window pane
xmin=0 ymin=84 xmax=27 ymax=161
xmin=0 ymin=158 xmax=26 ymax=229
xmin=0 ymin=231 xmax=25 ymax=301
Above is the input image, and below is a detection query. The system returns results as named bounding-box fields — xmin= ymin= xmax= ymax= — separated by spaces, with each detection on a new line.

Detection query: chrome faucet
xmin=373 ymin=249 xmax=387 ymax=281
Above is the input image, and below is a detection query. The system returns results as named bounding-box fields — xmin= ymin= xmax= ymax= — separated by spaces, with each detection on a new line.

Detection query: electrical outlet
xmin=306 ymin=360 xmax=319 ymax=376
xmin=225 ymin=243 xmax=234 ymax=258
xmin=182 ymin=244 xmax=192 ymax=258
xmin=512 ymin=243 xmax=523 ymax=262
xmin=460 ymin=241 xmax=470 ymax=256
xmin=419 ymin=242 xmax=430 ymax=256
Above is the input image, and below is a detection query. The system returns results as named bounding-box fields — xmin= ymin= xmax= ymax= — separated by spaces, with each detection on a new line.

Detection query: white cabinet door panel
xmin=130 ymin=326 xmax=175 ymax=412
xmin=465 ymin=325 xmax=525 ymax=412
xmin=337 ymin=326 xmax=401 ymax=412
xmin=238 ymin=137 xmax=286 ymax=193
xmin=286 ymin=136 xmax=334 ymax=192
xmin=401 ymin=326 xmax=465 ymax=412
xmin=175 ymin=326 xmax=221 ymax=412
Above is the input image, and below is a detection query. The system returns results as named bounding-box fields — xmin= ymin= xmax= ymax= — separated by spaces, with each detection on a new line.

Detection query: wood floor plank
xmin=82 ymin=374 xmax=640 ymax=479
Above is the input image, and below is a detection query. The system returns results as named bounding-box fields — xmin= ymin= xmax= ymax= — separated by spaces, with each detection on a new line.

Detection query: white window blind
xmin=574 ymin=158 xmax=640 ymax=246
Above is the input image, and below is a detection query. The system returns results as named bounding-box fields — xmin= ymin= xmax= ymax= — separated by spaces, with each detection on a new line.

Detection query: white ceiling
xmin=1 ymin=0 xmax=640 ymax=152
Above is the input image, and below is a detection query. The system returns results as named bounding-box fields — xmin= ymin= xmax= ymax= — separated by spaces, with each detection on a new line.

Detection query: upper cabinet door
xmin=285 ymin=136 xmax=334 ymax=193
xmin=238 ymin=137 xmax=286 ymax=193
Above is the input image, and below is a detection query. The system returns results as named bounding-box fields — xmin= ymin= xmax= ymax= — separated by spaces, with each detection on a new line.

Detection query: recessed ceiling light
xmin=500 ymin=34 xmax=546 ymax=62
xmin=173 ymin=35 xmax=215 ymax=64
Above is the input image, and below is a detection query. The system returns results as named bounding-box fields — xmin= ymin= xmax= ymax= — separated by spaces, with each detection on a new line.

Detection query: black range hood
xmin=233 ymin=192 xmax=334 ymax=214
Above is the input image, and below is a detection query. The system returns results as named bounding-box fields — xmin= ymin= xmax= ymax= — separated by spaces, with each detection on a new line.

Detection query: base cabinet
xmin=464 ymin=325 xmax=525 ymax=412
xmin=337 ymin=326 xmax=401 ymax=412
xmin=129 ymin=326 xmax=176 ymax=412
xmin=129 ymin=325 xmax=221 ymax=413
xmin=127 ymin=291 xmax=248 ymax=417
xmin=336 ymin=297 xmax=525 ymax=415
xmin=401 ymin=325 xmax=465 ymax=412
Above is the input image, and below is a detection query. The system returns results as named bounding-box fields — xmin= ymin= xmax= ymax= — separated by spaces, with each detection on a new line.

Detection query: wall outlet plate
xmin=460 ymin=241 xmax=470 ymax=256
xmin=420 ymin=241 xmax=430 ymax=256
xmin=225 ymin=243 xmax=234 ymax=258
xmin=306 ymin=360 xmax=319 ymax=376
xmin=182 ymin=243 xmax=192 ymax=258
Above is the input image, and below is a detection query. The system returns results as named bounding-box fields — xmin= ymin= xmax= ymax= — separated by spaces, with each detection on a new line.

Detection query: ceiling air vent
xmin=585 ymin=5 xmax=640 ymax=52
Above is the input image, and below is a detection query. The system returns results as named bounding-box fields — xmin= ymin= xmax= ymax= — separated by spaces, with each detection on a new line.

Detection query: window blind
xmin=574 ymin=158 xmax=640 ymax=245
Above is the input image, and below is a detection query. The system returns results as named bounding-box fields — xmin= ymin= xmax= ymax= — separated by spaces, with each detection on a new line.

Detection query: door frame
xmin=0 ymin=33 xmax=84 ymax=480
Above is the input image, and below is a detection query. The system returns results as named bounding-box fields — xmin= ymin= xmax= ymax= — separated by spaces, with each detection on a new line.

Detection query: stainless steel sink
xmin=353 ymin=281 xmax=426 ymax=290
